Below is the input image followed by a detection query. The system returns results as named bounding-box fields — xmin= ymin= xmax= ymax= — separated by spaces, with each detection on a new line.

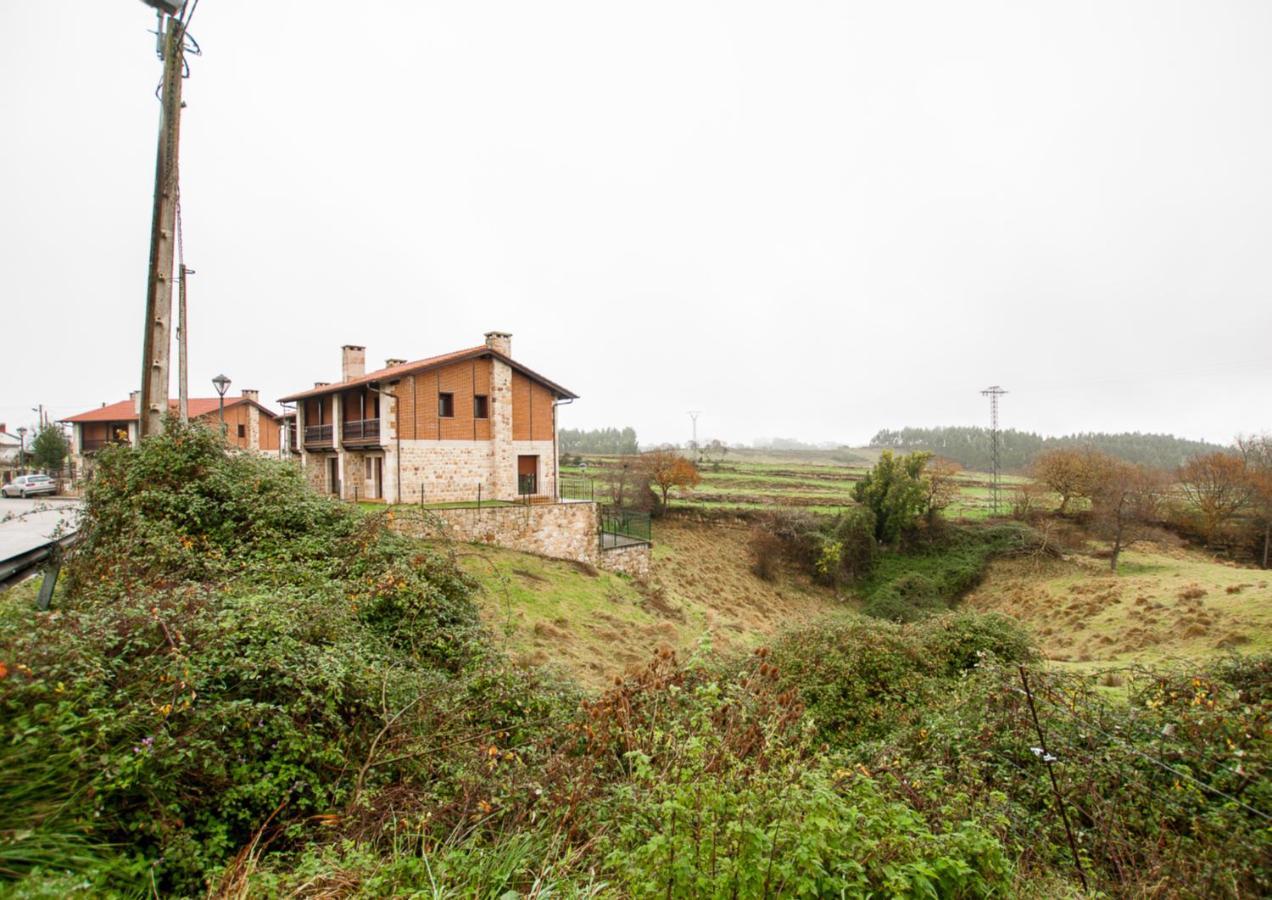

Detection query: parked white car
xmin=2 ymin=474 xmax=57 ymax=498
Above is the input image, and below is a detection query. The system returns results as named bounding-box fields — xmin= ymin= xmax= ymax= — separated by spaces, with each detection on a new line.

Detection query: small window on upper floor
xmin=473 ymin=394 xmax=489 ymax=419
xmin=237 ymin=424 xmax=246 ymax=439
xmin=438 ymin=392 xmax=454 ymax=418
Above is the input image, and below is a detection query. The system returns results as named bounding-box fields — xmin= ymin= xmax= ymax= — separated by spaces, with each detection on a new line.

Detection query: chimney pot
xmin=484 ymin=331 xmax=512 ymax=357
xmin=341 ymin=345 xmax=366 ymax=381
xmin=315 ymin=382 xmax=331 ymax=389
xmin=385 ymin=358 xmax=407 ymax=368
xmin=241 ymin=389 xmax=259 ymax=402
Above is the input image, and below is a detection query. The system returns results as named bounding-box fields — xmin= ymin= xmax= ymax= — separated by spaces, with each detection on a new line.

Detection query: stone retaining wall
xmin=392 ymin=500 xmax=651 ymax=578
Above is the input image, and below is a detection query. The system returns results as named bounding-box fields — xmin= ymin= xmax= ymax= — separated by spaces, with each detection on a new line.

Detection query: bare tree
xmin=1177 ymin=451 xmax=1252 ymax=545
xmin=1030 ymin=448 xmax=1095 ymax=514
xmin=1087 ymin=453 xmax=1164 ymax=572
xmin=1237 ymin=434 xmax=1272 ymax=568
xmin=922 ymin=456 xmax=962 ymax=523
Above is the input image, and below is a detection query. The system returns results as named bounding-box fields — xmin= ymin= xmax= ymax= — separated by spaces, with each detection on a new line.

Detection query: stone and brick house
xmin=61 ymin=390 xmax=283 ymax=463
xmin=278 ymin=332 xmax=577 ymax=504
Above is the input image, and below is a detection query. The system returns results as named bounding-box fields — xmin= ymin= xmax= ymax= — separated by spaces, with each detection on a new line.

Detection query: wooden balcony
xmin=342 ymin=418 xmax=381 ymax=447
xmin=304 ymin=424 xmax=334 ymax=449
xmin=81 ymin=437 xmax=129 ymax=453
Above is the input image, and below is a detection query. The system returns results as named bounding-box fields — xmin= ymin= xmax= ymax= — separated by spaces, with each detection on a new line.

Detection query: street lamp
xmin=212 ymin=374 xmax=231 ymax=435
xmin=16 ymin=427 xmax=26 ymax=472
xmin=139 ymin=1 xmax=186 ymax=15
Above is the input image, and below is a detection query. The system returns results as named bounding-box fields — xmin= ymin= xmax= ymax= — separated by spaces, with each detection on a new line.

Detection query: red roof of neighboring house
xmin=61 ymin=397 xmax=278 ymax=424
xmin=278 ymin=345 xmax=578 ymax=403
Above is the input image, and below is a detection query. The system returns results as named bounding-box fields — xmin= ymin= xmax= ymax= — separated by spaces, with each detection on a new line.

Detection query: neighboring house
xmin=60 ymin=390 xmax=283 ymax=461
xmin=278 ymin=331 xmax=577 ymax=503
xmin=0 ymin=424 xmax=22 ymax=483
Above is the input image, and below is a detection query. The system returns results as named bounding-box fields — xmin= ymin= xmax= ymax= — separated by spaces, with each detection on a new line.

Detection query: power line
xmin=1023 ymin=686 xmax=1270 ymax=823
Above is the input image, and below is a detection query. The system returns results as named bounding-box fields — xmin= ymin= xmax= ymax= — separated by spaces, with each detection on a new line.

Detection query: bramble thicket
xmin=0 ymin=424 xmax=1267 ymax=896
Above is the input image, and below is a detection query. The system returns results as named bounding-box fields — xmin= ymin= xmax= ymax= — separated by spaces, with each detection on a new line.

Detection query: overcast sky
xmin=3 ymin=1 xmax=1270 ymax=447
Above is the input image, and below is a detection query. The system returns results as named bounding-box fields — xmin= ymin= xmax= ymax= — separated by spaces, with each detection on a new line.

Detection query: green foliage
xmin=853 ymin=450 xmax=932 ymax=544
xmin=867 ymin=655 xmax=1272 ymax=897
xmin=767 ymin=613 xmax=1035 ymax=745
xmin=28 ymin=424 xmax=69 ymax=472
xmin=0 ymin=418 xmax=1263 ymax=898
xmin=872 ymin=425 xmax=1225 ymax=471
xmin=609 ymin=752 xmax=1009 ymax=898
xmin=0 ymin=420 xmax=494 ymax=892
xmin=861 ymin=523 xmax=1039 ymax=622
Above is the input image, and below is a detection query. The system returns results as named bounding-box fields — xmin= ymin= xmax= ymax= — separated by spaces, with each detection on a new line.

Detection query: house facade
xmin=61 ymin=391 xmax=283 ymax=463
xmin=279 ymin=332 xmax=577 ymax=504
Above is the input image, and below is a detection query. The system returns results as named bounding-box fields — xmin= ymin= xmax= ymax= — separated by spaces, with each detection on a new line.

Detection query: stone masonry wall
xmin=397 ymin=501 xmax=599 ymax=564
xmin=599 ymin=542 xmax=652 ymax=579
xmin=391 ymin=500 xmax=651 ymax=577
xmin=396 ymin=440 xmax=495 ymax=504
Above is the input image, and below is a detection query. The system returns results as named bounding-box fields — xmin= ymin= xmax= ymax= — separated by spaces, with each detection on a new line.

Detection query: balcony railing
xmin=342 ymin=418 xmax=380 ymax=445
xmin=304 ymin=424 xmax=333 ymax=447
xmin=81 ymin=437 xmax=129 ymax=453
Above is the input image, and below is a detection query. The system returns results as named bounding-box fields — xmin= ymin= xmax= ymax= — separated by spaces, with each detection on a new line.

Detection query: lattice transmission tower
xmin=980 ymin=386 xmax=1008 ymax=515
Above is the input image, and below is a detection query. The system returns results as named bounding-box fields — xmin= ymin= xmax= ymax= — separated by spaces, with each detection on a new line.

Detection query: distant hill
xmin=869 ymin=426 xmax=1227 ymax=472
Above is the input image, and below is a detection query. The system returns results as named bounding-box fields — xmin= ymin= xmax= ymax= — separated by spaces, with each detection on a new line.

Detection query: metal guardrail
xmin=0 ymin=532 xmax=79 ymax=609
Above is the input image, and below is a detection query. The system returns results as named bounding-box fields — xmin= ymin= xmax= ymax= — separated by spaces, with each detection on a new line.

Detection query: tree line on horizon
xmin=558 ymin=426 xmax=639 ymax=455
xmin=870 ymin=425 xmax=1225 ymax=471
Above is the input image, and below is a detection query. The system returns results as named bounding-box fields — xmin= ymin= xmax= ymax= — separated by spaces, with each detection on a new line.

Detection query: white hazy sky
xmin=2 ymin=1 xmax=1270 ymax=447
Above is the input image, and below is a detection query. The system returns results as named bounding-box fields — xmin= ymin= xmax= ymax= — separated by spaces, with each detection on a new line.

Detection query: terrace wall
xmin=393 ymin=501 xmax=650 ymax=577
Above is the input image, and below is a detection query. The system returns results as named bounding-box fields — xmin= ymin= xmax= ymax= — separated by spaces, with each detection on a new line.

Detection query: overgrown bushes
xmin=1 ymin=421 xmax=1265 ymax=897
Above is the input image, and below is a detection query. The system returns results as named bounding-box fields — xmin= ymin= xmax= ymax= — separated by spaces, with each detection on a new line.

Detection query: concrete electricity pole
xmin=177 ymin=263 xmax=193 ymax=422
xmin=138 ymin=7 xmax=187 ymax=438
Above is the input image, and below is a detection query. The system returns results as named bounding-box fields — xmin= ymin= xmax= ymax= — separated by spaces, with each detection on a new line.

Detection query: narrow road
xmin=0 ymin=497 xmax=82 ymax=564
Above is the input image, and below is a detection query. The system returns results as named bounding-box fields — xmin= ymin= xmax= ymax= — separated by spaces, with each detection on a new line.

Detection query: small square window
xmin=473 ymin=395 xmax=489 ymax=419
xmin=237 ymin=424 xmax=246 ymax=439
xmin=438 ymin=392 xmax=454 ymax=418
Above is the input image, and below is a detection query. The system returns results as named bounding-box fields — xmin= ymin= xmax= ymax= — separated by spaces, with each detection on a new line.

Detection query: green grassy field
xmin=564 ymin=447 xmax=1036 ymax=520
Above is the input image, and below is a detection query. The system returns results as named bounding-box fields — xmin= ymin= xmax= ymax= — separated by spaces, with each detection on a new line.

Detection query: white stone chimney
xmin=131 ymin=390 xmax=141 ymax=414
xmin=342 ymin=345 xmax=366 ymax=381
xmin=241 ymin=389 xmax=259 ymax=402
xmin=385 ymin=358 xmax=407 ymax=368
xmin=484 ymin=331 xmax=512 ymax=357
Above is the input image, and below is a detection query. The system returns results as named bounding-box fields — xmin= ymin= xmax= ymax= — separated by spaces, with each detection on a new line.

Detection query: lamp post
xmin=212 ymin=374 xmax=231 ymax=435
xmin=16 ymin=427 xmax=27 ymax=472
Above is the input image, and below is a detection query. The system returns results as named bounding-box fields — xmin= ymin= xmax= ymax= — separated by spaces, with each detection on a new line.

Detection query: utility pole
xmin=177 ymin=263 xmax=193 ymax=421
xmin=980 ymin=386 xmax=1007 ymax=515
xmin=138 ymin=10 xmax=186 ymax=438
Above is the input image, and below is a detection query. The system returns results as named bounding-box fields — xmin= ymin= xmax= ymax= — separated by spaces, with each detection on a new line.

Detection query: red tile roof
xmin=278 ymin=346 xmax=578 ymax=403
xmin=61 ymin=397 xmax=277 ymax=424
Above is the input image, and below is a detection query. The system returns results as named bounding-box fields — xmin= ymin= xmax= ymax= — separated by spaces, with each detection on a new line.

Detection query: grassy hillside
xmin=566 ymin=448 xmax=1033 ymax=520
xmin=455 ymin=518 xmax=839 ymax=688
xmin=966 ymin=540 xmax=1272 ymax=668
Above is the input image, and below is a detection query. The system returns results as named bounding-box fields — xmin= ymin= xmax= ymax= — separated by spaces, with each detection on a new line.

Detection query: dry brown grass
xmin=456 ymin=518 xmax=840 ymax=689
xmin=965 ymin=535 xmax=1272 ymax=668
